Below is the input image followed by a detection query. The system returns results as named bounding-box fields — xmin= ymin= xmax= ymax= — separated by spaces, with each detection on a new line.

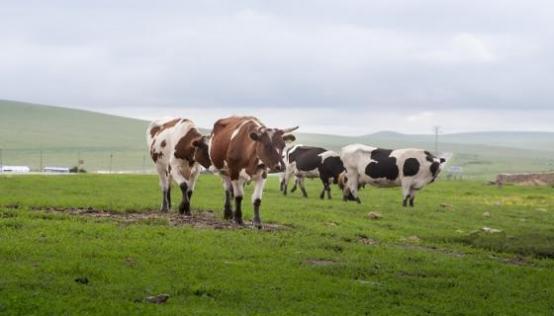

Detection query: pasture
xmin=1 ymin=174 xmax=553 ymax=315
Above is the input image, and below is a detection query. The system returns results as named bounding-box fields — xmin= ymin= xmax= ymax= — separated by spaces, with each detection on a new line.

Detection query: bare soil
xmin=30 ymin=207 xmax=284 ymax=231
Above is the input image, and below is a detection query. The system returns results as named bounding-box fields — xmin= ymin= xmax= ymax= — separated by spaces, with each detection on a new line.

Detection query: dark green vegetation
xmin=1 ymin=175 xmax=553 ymax=315
xmin=2 ymin=99 xmax=554 ymax=177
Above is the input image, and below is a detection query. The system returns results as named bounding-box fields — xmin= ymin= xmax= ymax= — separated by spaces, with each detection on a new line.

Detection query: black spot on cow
xmin=365 ymin=149 xmax=399 ymax=181
xmin=321 ymin=156 xmax=345 ymax=182
xmin=424 ymin=151 xmax=435 ymax=163
xmin=289 ymin=147 xmax=326 ymax=171
xmin=430 ymin=162 xmax=440 ymax=178
xmin=403 ymin=158 xmax=420 ymax=176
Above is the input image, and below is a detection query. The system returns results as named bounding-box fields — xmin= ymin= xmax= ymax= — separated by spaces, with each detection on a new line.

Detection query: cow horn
xmin=281 ymin=126 xmax=299 ymax=133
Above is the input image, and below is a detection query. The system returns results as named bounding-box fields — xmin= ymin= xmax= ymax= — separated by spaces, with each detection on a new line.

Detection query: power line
xmin=433 ymin=126 xmax=441 ymax=155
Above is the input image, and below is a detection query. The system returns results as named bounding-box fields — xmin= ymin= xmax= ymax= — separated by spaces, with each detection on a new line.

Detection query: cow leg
xmin=232 ymin=178 xmax=246 ymax=225
xmin=299 ymin=177 xmax=308 ymax=198
xmin=251 ymin=174 xmax=266 ymax=229
xmin=221 ymin=176 xmax=233 ymax=220
xmin=319 ymin=178 xmax=328 ymax=199
xmin=409 ymin=188 xmax=416 ymax=207
xmin=401 ymin=183 xmax=411 ymax=208
xmin=181 ymin=166 xmax=201 ymax=216
xmin=169 ymin=163 xmax=191 ymax=215
xmin=327 ymin=184 xmax=332 ymax=200
xmin=156 ymin=164 xmax=171 ymax=212
xmin=282 ymin=167 xmax=293 ymax=196
xmin=290 ymin=177 xmax=298 ymax=193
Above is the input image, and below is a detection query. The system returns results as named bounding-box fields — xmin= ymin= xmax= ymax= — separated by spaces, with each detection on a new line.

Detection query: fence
xmin=0 ymin=148 xmax=155 ymax=173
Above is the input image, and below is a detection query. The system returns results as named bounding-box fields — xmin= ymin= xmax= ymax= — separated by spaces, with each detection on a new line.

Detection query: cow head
xmin=192 ymin=136 xmax=211 ymax=169
xmin=249 ymin=126 xmax=298 ymax=172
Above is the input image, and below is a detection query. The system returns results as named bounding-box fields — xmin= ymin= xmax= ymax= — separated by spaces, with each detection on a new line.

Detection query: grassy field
xmin=1 ymin=174 xmax=553 ymax=315
xmin=2 ymin=99 xmax=554 ymax=177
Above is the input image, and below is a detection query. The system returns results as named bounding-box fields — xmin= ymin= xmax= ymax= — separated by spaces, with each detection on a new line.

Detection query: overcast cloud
xmin=1 ymin=0 xmax=553 ymax=134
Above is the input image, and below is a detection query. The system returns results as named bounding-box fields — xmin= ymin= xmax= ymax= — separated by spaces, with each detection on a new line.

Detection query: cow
xmin=339 ymin=144 xmax=446 ymax=207
xmin=209 ymin=116 xmax=298 ymax=228
xmin=280 ymin=145 xmax=345 ymax=199
xmin=146 ymin=118 xmax=211 ymax=214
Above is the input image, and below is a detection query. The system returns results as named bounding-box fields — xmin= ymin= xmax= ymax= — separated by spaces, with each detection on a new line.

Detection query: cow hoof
xmin=160 ymin=208 xmax=169 ymax=213
xmin=234 ymin=218 xmax=245 ymax=226
xmin=252 ymin=221 xmax=262 ymax=230
xmin=223 ymin=208 xmax=233 ymax=220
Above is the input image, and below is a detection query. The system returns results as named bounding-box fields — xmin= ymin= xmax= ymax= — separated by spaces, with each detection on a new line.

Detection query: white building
xmin=43 ymin=166 xmax=70 ymax=173
xmin=1 ymin=166 xmax=31 ymax=173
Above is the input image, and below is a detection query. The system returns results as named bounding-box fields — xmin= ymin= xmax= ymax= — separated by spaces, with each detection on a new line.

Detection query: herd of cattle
xmin=147 ymin=116 xmax=446 ymax=228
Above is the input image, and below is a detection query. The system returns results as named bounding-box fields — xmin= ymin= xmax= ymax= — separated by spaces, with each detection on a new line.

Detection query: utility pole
xmin=433 ymin=126 xmax=441 ymax=156
xmin=77 ymin=151 xmax=81 ymax=173
xmin=39 ymin=150 xmax=43 ymax=172
xmin=109 ymin=153 xmax=113 ymax=174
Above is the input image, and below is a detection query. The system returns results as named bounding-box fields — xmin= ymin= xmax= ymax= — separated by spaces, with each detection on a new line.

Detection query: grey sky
xmin=1 ymin=1 xmax=553 ymax=134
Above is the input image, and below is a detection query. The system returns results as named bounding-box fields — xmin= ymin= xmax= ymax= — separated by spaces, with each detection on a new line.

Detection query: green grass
xmin=1 ymin=174 xmax=554 ymax=315
xmin=2 ymin=99 xmax=554 ymax=177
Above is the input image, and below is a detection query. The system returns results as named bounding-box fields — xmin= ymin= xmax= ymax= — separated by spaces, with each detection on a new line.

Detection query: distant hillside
xmin=1 ymin=99 xmax=553 ymax=177
xmin=0 ymin=99 xmax=148 ymax=150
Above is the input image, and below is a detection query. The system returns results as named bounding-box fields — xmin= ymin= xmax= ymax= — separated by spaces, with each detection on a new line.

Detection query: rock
xmin=367 ymin=212 xmax=382 ymax=220
xmin=358 ymin=237 xmax=377 ymax=245
xmin=406 ymin=235 xmax=421 ymax=243
xmin=481 ymin=227 xmax=502 ymax=233
xmin=482 ymin=211 xmax=491 ymax=217
xmin=145 ymin=294 xmax=170 ymax=304
xmin=74 ymin=277 xmax=89 ymax=285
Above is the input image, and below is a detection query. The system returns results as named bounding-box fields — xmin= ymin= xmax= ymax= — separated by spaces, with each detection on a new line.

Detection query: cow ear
xmin=282 ymin=134 xmax=296 ymax=143
xmin=249 ymin=132 xmax=260 ymax=141
xmin=440 ymin=158 xmax=446 ymax=163
xmin=192 ymin=137 xmax=203 ymax=147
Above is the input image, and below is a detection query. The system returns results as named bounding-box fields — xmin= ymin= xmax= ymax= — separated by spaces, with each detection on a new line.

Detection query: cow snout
xmin=274 ymin=163 xmax=284 ymax=172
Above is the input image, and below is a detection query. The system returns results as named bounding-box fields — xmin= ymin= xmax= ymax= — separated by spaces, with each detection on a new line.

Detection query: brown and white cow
xmin=209 ymin=116 xmax=298 ymax=228
xmin=146 ymin=118 xmax=211 ymax=214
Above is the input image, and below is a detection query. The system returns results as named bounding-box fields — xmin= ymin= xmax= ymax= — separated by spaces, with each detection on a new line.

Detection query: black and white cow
xmin=339 ymin=144 xmax=445 ymax=206
xmin=280 ymin=145 xmax=345 ymax=199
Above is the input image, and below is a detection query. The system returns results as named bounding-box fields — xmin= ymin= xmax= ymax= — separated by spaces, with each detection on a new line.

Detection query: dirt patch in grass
xmin=304 ymin=259 xmax=337 ymax=266
xmin=454 ymin=231 xmax=554 ymax=259
xmin=29 ymin=207 xmax=284 ymax=231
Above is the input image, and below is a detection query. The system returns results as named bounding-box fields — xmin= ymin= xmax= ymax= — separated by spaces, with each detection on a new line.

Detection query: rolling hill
xmin=1 ymin=99 xmax=553 ymax=177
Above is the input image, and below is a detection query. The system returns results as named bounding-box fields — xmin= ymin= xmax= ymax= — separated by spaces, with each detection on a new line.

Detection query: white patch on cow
xmin=251 ymin=173 xmax=266 ymax=203
xmin=232 ymin=177 xmax=246 ymax=198
xmin=231 ymin=120 xmax=250 ymax=140
xmin=239 ymin=168 xmax=251 ymax=181
xmin=318 ymin=150 xmax=339 ymax=161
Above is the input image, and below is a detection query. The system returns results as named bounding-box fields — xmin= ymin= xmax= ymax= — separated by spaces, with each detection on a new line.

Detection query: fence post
xmin=109 ymin=153 xmax=113 ymax=174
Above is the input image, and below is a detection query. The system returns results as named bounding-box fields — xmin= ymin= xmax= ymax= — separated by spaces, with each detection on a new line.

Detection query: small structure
xmin=496 ymin=172 xmax=554 ymax=186
xmin=446 ymin=165 xmax=463 ymax=180
xmin=43 ymin=166 xmax=71 ymax=173
xmin=1 ymin=165 xmax=31 ymax=173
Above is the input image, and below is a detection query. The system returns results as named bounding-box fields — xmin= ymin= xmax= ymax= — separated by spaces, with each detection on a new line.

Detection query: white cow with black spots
xmin=339 ymin=144 xmax=446 ymax=207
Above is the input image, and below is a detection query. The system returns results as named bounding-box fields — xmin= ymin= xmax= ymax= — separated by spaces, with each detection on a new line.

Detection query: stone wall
xmin=496 ymin=172 xmax=554 ymax=186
